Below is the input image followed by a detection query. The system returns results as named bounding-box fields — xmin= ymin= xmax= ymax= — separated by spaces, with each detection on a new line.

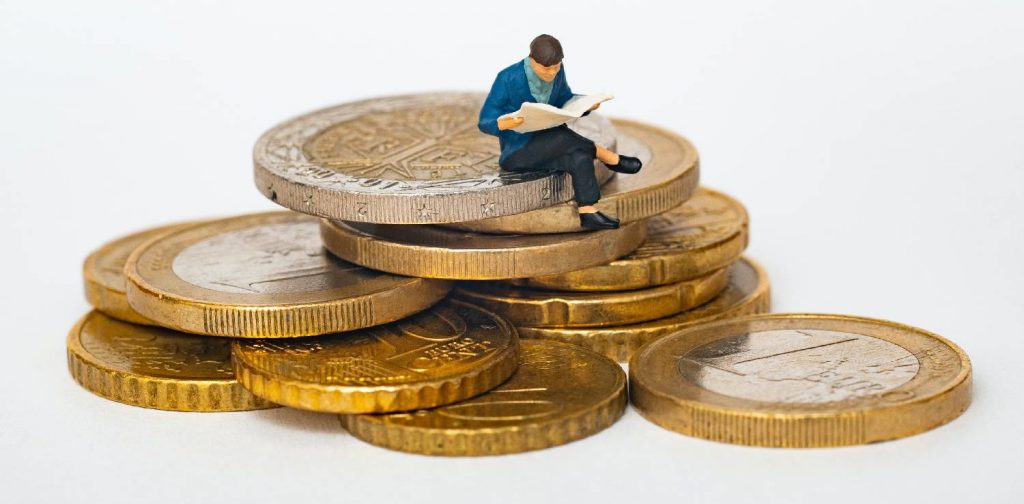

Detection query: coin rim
xmin=319 ymin=218 xmax=648 ymax=280
xmin=455 ymin=266 xmax=730 ymax=328
xmin=628 ymin=313 xmax=973 ymax=447
xmin=339 ymin=340 xmax=627 ymax=456
xmin=229 ymin=299 xmax=521 ymax=414
xmin=517 ymin=256 xmax=771 ymax=362
xmin=511 ymin=187 xmax=749 ymax=291
xmin=123 ymin=211 xmax=453 ymax=337
xmin=66 ymin=311 xmax=278 ymax=412
xmin=82 ymin=222 xmax=190 ymax=325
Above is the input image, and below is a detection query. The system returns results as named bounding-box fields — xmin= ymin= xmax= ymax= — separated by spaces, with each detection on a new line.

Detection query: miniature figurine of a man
xmin=478 ymin=34 xmax=643 ymax=230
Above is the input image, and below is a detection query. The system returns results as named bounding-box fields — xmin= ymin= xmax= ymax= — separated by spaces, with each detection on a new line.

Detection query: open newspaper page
xmin=501 ymin=93 xmax=614 ymax=133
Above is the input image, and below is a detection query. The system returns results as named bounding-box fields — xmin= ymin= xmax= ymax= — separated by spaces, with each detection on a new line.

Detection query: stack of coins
xmin=68 ymin=92 xmax=971 ymax=453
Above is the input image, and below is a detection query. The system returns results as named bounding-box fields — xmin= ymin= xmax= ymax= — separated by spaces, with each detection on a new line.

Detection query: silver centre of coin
xmin=171 ymin=222 xmax=371 ymax=294
xmin=679 ymin=329 xmax=920 ymax=403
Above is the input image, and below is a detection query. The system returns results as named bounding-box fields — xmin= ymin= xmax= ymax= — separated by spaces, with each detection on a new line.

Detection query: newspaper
xmin=501 ymin=93 xmax=614 ymax=133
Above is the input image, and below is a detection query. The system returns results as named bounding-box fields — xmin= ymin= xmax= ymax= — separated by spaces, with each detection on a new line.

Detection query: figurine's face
xmin=529 ymin=57 xmax=561 ymax=83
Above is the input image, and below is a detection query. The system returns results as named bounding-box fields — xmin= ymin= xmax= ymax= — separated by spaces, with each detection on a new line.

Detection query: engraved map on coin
xmin=80 ymin=313 xmax=234 ymax=379
xmin=679 ymin=329 xmax=920 ymax=403
xmin=236 ymin=302 xmax=507 ymax=386
xmin=172 ymin=222 xmax=376 ymax=294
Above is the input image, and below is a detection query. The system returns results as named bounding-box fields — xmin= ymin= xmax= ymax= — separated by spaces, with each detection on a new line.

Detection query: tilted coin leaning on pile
xmin=69 ymin=87 xmax=971 ymax=453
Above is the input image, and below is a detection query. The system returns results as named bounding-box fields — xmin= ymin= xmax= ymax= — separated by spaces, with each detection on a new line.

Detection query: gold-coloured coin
xmin=319 ymin=219 xmax=647 ymax=280
xmin=341 ymin=340 xmax=626 ymax=456
xmin=445 ymin=119 xmax=700 ymax=234
xmin=125 ymin=211 xmax=452 ymax=337
xmin=253 ymin=92 xmax=615 ymax=224
xmin=83 ymin=222 xmax=188 ymax=325
xmin=630 ymin=313 xmax=972 ymax=447
xmin=509 ymin=188 xmax=748 ymax=291
xmin=66 ymin=311 xmax=277 ymax=412
xmin=454 ymin=267 xmax=729 ymax=328
xmin=517 ymin=256 xmax=770 ymax=362
xmin=231 ymin=299 xmax=519 ymax=414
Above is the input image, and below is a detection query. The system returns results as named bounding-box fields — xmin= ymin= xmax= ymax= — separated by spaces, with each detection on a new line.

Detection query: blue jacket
xmin=478 ymin=61 xmax=575 ymax=166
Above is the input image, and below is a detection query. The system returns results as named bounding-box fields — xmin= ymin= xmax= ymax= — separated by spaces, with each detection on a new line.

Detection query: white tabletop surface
xmin=2 ymin=1 xmax=1022 ymax=502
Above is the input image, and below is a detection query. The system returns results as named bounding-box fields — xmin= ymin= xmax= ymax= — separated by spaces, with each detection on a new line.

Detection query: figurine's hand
xmin=589 ymin=102 xmax=601 ymax=112
xmin=497 ymin=116 xmax=525 ymax=131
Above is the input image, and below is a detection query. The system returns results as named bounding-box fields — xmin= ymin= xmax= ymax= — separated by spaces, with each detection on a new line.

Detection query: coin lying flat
xmin=125 ymin=212 xmax=452 ymax=338
xmin=517 ymin=256 xmax=770 ymax=362
xmin=319 ymin=219 xmax=647 ymax=280
xmin=509 ymin=188 xmax=748 ymax=291
xmin=630 ymin=313 xmax=972 ymax=447
xmin=454 ymin=267 xmax=729 ymax=328
xmin=83 ymin=222 xmax=189 ymax=325
xmin=341 ymin=340 xmax=626 ymax=456
xmin=446 ymin=119 xmax=700 ymax=234
xmin=253 ymin=93 xmax=615 ymax=224
xmin=67 ymin=311 xmax=277 ymax=412
xmin=231 ymin=300 xmax=519 ymax=414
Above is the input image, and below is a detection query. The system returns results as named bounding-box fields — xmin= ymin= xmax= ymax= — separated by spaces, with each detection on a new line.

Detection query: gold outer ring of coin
xmin=444 ymin=119 xmax=700 ymax=234
xmin=253 ymin=92 xmax=615 ymax=224
xmin=83 ymin=222 xmax=191 ymax=325
xmin=125 ymin=211 xmax=452 ymax=338
xmin=231 ymin=299 xmax=520 ymax=414
xmin=453 ymin=266 xmax=729 ymax=328
xmin=67 ymin=311 xmax=277 ymax=412
xmin=319 ymin=218 xmax=648 ymax=280
xmin=629 ymin=313 xmax=973 ymax=447
xmin=341 ymin=340 xmax=627 ymax=456
xmin=517 ymin=256 xmax=770 ymax=362
xmin=508 ymin=187 xmax=749 ymax=291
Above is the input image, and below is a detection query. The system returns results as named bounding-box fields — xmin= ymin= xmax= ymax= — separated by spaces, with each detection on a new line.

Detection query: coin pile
xmin=68 ymin=92 xmax=972 ymax=454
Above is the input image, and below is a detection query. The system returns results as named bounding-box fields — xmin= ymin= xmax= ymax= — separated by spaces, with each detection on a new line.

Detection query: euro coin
xmin=454 ymin=266 xmax=729 ymax=328
xmin=66 ymin=311 xmax=276 ymax=412
xmin=509 ymin=188 xmax=747 ymax=291
xmin=231 ymin=299 xmax=519 ymax=414
xmin=446 ymin=119 xmax=700 ymax=234
xmin=630 ymin=313 xmax=972 ymax=447
xmin=341 ymin=340 xmax=626 ymax=456
xmin=517 ymin=256 xmax=770 ymax=361
xmin=253 ymin=93 xmax=615 ymax=224
xmin=125 ymin=211 xmax=451 ymax=337
xmin=319 ymin=218 xmax=647 ymax=280
xmin=83 ymin=222 xmax=188 ymax=325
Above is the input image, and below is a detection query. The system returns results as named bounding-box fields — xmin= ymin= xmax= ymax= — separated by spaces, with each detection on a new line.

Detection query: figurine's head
xmin=529 ymin=34 xmax=563 ymax=82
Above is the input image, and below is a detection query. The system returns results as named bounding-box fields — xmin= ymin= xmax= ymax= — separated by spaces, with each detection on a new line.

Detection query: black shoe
xmin=579 ymin=211 xmax=620 ymax=230
xmin=606 ymin=155 xmax=642 ymax=174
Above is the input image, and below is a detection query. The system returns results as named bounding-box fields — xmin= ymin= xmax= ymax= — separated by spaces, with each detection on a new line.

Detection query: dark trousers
xmin=501 ymin=125 xmax=601 ymax=206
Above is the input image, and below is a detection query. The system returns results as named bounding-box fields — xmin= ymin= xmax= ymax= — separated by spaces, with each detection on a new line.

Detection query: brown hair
xmin=529 ymin=34 xmax=563 ymax=66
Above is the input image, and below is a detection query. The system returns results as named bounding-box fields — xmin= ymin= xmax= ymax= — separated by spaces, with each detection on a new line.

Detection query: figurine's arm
xmin=478 ymin=74 xmax=522 ymax=134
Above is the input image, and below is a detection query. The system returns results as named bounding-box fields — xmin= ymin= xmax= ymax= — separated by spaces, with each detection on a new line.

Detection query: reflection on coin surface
xmin=342 ymin=340 xmax=626 ymax=456
xmin=518 ymin=256 xmax=770 ymax=362
xmin=629 ymin=314 xmax=972 ymax=447
xmin=510 ymin=188 xmax=748 ymax=291
xmin=455 ymin=266 xmax=729 ymax=328
xmin=66 ymin=311 xmax=276 ymax=412
xmin=83 ymin=222 xmax=189 ymax=325
xmin=253 ymin=93 xmax=615 ymax=224
xmin=231 ymin=300 xmax=519 ymax=413
xmin=446 ymin=119 xmax=700 ymax=234
xmin=319 ymin=218 xmax=647 ymax=280
xmin=125 ymin=212 xmax=451 ymax=337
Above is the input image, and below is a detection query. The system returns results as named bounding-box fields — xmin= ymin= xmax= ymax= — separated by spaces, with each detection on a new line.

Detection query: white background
xmin=2 ymin=1 xmax=1022 ymax=502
